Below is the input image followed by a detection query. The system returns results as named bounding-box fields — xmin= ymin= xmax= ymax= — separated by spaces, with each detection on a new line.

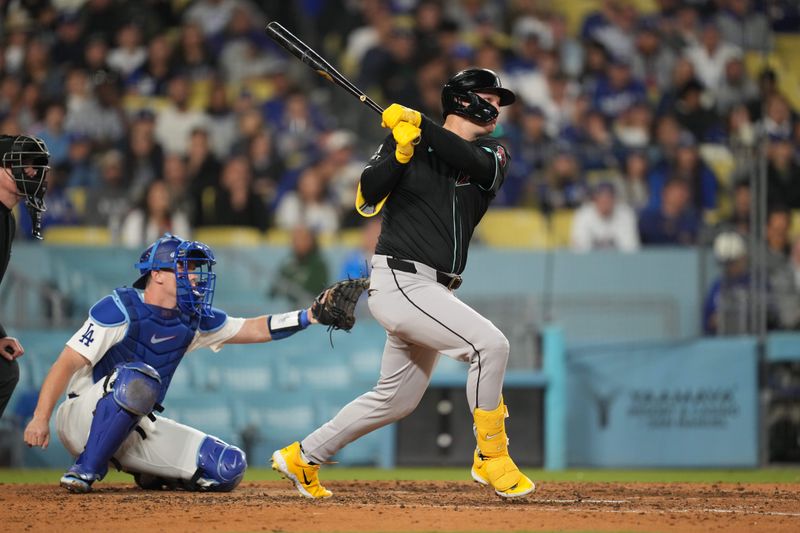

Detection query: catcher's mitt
xmin=311 ymin=277 xmax=370 ymax=332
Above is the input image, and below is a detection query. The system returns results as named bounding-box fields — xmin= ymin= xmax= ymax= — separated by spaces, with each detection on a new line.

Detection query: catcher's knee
xmin=192 ymin=435 xmax=247 ymax=492
xmin=112 ymin=362 xmax=161 ymax=416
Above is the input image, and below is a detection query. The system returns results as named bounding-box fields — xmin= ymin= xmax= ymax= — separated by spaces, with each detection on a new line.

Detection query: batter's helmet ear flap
xmin=0 ymin=134 xmax=50 ymax=239
xmin=441 ymin=68 xmax=515 ymax=124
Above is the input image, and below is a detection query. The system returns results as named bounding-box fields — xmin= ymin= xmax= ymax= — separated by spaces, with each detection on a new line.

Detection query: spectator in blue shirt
xmin=537 ymin=144 xmax=588 ymax=211
xmin=17 ymin=164 xmax=80 ymax=239
xmin=592 ymin=57 xmax=646 ymax=120
xmin=339 ymin=217 xmax=382 ymax=280
xmin=646 ymin=132 xmax=717 ymax=213
xmin=32 ymin=101 xmax=70 ymax=167
xmin=576 ymin=109 xmax=621 ymax=172
xmin=64 ymin=133 xmax=99 ymax=188
xmin=638 ymin=177 xmax=700 ymax=246
xmin=501 ymin=105 xmax=554 ymax=206
xmin=703 ymin=231 xmax=751 ymax=335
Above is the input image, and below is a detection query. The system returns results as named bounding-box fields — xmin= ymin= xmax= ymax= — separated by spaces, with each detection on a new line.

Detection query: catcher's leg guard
xmin=271 ymin=441 xmax=332 ymax=499
xmin=471 ymin=397 xmax=535 ymax=498
xmin=61 ymin=363 xmax=161 ymax=493
xmin=190 ymin=436 xmax=247 ymax=492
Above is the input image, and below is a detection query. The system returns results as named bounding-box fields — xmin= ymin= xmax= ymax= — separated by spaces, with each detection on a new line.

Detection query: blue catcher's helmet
xmin=133 ymin=233 xmax=217 ymax=317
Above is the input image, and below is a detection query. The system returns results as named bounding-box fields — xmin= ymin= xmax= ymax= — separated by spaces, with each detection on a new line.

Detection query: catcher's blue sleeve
xmin=199 ymin=309 xmax=228 ymax=332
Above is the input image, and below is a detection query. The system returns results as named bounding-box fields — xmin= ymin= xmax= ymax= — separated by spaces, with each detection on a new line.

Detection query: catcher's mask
xmin=133 ymin=233 xmax=217 ymax=317
xmin=0 ymin=134 xmax=50 ymax=239
xmin=441 ymin=68 xmax=515 ymax=125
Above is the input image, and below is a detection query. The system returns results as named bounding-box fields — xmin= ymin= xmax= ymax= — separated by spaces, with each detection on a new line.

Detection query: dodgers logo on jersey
xmin=79 ymin=323 xmax=95 ymax=347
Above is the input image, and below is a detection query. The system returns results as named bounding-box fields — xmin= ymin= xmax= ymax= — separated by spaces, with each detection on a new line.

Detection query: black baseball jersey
xmin=0 ymin=204 xmax=15 ymax=338
xmin=360 ymin=117 xmax=510 ymax=275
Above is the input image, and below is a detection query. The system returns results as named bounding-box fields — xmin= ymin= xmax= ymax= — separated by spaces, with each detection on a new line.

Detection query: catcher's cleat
xmin=133 ymin=473 xmax=183 ymax=491
xmin=271 ymin=442 xmax=332 ymax=499
xmin=60 ymin=471 xmax=95 ymax=494
xmin=471 ymin=448 xmax=535 ymax=499
xmin=472 ymin=398 xmax=535 ymax=499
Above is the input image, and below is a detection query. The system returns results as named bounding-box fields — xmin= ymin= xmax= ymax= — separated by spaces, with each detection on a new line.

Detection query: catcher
xmin=23 ymin=232 xmax=367 ymax=493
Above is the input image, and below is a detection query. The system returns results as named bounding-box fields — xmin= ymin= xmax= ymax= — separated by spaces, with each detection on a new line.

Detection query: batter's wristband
xmin=268 ymin=309 xmax=310 ymax=340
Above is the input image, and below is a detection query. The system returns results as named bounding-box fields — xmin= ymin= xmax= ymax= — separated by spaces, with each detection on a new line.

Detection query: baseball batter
xmin=23 ymin=233 xmax=327 ymax=493
xmin=272 ymin=68 xmax=535 ymax=499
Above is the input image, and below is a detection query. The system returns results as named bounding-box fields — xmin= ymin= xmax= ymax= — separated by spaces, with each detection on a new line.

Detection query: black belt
xmin=387 ymin=258 xmax=462 ymax=290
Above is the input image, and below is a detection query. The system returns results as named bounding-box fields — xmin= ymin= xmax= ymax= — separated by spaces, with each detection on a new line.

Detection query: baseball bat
xmin=266 ymin=21 xmax=384 ymax=115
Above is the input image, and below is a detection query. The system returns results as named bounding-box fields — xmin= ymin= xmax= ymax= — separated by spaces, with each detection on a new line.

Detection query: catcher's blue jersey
xmin=89 ymin=288 xmax=226 ymax=403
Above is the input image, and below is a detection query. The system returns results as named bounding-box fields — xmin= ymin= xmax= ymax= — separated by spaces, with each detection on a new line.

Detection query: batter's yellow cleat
xmin=471 ymin=448 xmax=535 ymax=498
xmin=471 ymin=398 xmax=536 ymax=499
xmin=271 ymin=442 xmax=332 ymax=499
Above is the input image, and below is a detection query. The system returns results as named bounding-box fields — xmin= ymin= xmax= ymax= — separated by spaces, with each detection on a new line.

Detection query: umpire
xmin=0 ymin=135 xmax=50 ymax=418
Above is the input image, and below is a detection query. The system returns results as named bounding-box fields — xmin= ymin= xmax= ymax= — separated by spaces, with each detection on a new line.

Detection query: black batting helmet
xmin=441 ymin=68 xmax=516 ymax=124
xmin=0 ymin=134 xmax=50 ymax=239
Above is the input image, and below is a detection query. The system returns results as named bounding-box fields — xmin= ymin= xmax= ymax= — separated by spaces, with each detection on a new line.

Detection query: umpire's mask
xmin=0 ymin=134 xmax=50 ymax=239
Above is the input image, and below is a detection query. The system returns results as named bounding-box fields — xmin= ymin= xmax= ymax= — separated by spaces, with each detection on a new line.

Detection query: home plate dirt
xmin=2 ymin=481 xmax=799 ymax=532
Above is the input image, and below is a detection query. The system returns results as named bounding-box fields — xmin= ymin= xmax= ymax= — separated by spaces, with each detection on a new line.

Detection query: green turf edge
xmin=2 ymin=467 xmax=799 ymax=484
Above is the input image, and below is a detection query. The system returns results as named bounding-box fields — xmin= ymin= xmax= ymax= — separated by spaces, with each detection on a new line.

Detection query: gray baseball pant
xmin=301 ymin=254 xmax=509 ymax=463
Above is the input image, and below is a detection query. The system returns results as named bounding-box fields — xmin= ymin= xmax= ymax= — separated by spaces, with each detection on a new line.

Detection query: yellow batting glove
xmin=393 ymin=121 xmax=421 ymax=145
xmin=393 ymin=121 xmax=421 ymax=164
xmin=395 ymin=142 xmax=414 ymax=164
xmin=381 ymin=103 xmax=421 ymax=129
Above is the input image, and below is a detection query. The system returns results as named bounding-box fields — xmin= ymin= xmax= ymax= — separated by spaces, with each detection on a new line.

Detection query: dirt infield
xmin=2 ymin=480 xmax=799 ymax=532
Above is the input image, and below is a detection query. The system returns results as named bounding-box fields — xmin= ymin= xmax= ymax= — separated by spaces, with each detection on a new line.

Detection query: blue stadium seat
xmin=324 ymin=326 xmax=386 ymax=388
xmin=164 ymin=393 xmax=240 ymax=447
xmin=163 ymin=358 xmax=197 ymax=397
xmin=23 ymin=431 xmax=75 ymax=469
xmin=232 ymin=391 xmax=317 ymax=464
xmin=431 ymin=356 xmax=468 ymax=383
xmin=13 ymin=353 xmax=35 ymax=392
xmin=201 ymin=344 xmax=274 ymax=393
xmin=19 ymin=330 xmax=69 ymax=388
xmin=273 ymin=352 xmax=353 ymax=391
xmin=313 ymin=390 xmax=394 ymax=467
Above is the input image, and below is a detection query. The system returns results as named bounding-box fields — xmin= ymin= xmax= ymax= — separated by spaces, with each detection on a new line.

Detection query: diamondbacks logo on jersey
xmin=368 ymin=143 xmax=384 ymax=164
xmin=496 ymin=145 xmax=507 ymax=167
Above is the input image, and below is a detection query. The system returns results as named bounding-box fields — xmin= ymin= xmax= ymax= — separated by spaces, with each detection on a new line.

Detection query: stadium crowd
xmin=1 ymin=1 xmax=799 ymax=262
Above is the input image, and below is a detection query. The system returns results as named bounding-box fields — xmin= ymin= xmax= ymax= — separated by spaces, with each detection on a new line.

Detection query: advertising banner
xmin=567 ymin=337 xmax=758 ymax=467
